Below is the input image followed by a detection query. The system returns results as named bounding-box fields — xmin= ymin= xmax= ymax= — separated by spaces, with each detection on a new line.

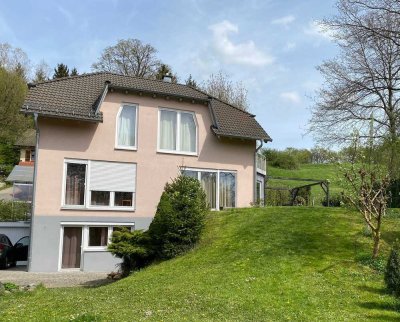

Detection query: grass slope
xmin=1 ymin=207 xmax=400 ymax=321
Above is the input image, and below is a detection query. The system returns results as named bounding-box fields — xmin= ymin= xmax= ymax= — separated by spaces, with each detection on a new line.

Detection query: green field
xmin=1 ymin=207 xmax=400 ymax=321
xmin=267 ymin=163 xmax=342 ymax=205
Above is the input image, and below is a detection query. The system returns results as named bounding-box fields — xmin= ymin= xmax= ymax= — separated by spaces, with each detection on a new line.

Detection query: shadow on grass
xmin=80 ymin=278 xmax=115 ymax=288
xmin=366 ymin=314 xmax=400 ymax=321
xmin=358 ymin=285 xmax=388 ymax=295
xmin=382 ymin=231 xmax=400 ymax=245
xmin=358 ymin=301 xmax=400 ymax=313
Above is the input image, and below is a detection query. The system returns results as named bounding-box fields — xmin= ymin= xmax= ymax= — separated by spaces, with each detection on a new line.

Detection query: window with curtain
xmin=159 ymin=109 xmax=197 ymax=153
xmin=88 ymin=227 xmax=108 ymax=247
xmin=63 ymin=160 xmax=136 ymax=209
xmin=117 ymin=105 xmax=137 ymax=148
xmin=219 ymin=172 xmax=236 ymax=208
xmin=201 ymin=172 xmax=217 ymax=209
xmin=65 ymin=163 xmax=86 ymax=205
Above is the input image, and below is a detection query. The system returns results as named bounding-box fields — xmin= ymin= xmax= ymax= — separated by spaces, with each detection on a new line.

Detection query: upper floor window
xmin=63 ymin=159 xmax=136 ymax=211
xmin=158 ymin=108 xmax=197 ymax=155
xmin=116 ymin=104 xmax=137 ymax=150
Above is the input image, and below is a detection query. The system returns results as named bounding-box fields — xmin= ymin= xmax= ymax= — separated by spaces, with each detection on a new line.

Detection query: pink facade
xmin=35 ymin=92 xmax=256 ymax=219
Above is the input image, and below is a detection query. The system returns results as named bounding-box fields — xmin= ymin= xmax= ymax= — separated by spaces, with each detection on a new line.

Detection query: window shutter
xmin=89 ymin=161 xmax=136 ymax=192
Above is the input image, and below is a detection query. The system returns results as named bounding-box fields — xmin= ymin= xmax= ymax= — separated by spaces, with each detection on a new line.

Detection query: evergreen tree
xmin=70 ymin=67 xmax=78 ymax=76
xmin=185 ymin=74 xmax=198 ymax=88
xmin=53 ymin=63 xmax=69 ymax=79
xmin=155 ymin=64 xmax=177 ymax=83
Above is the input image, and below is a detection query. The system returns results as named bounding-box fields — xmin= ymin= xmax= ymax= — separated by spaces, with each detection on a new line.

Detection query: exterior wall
xmin=0 ymin=222 xmax=30 ymax=244
xmin=31 ymin=91 xmax=256 ymax=272
xmin=29 ymin=215 xmax=153 ymax=272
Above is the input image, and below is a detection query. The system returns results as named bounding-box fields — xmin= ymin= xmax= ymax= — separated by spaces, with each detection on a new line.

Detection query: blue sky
xmin=0 ymin=0 xmax=339 ymax=149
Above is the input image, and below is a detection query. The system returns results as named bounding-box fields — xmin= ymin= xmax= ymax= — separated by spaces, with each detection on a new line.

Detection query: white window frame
xmin=115 ymin=103 xmax=138 ymax=151
xmin=61 ymin=159 xmax=89 ymax=209
xmin=181 ymin=167 xmax=237 ymax=210
xmin=61 ymin=159 xmax=136 ymax=211
xmin=58 ymin=222 xmax=135 ymax=271
xmin=157 ymin=107 xmax=198 ymax=156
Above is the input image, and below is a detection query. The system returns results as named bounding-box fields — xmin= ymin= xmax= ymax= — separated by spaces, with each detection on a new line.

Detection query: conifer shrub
xmin=108 ymin=174 xmax=208 ymax=275
xmin=385 ymin=240 xmax=400 ymax=296
xmin=108 ymin=228 xmax=154 ymax=276
xmin=148 ymin=174 xmax=208 ymax=259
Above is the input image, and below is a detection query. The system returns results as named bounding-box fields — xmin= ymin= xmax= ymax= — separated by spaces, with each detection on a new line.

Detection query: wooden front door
xmin=61 ymin=227 xmax=82 ymax=269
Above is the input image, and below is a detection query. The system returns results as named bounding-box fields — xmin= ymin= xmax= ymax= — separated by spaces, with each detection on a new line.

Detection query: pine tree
xmin=53 ymin=63 xmax=69 ymax=79
xmin=155 ymin=64 xmax=177 ymax=83
xmin=185 ymin=74 xmax=197 ymax=88
xmin=70 ymin=67 xmax=78 ymax=76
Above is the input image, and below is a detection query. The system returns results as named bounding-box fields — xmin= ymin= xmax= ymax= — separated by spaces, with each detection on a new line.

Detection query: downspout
xmin=27 ymin=112 xmax=39 ymax=272
xmin=254 ymin=140 xmax=263 ymax=204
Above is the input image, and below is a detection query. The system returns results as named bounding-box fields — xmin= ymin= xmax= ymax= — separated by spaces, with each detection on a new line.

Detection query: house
xmin=6 ymin=129 xmax=36 ymax=203
xmin=21 ymin=72 xmax=271 ymax=272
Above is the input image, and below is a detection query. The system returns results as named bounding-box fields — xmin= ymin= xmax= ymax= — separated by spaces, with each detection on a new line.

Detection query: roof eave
xmin=211 ymin=128 xmax=272 ymax=142
xmin=21 ymin=108 xmax=103 ymax=123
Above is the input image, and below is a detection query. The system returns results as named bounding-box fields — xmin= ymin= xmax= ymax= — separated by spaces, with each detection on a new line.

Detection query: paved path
xmin=0 ymin=187 xmax=13 ymax=201
xmin=0 ymin=266 xmax=111 ymax=288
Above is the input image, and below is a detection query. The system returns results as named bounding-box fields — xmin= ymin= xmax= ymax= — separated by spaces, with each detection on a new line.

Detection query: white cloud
xmin=304 ymin=20 xmax=335 ymax=40
xmin=284 ymin=41 xmax=296 ymax=51
xmin=280 ymin=91 xmax=301 ymax=104
xmin=271 ymin=15 xmax=295 ymax=27
xmin=209 ymin=20 xmax=274 ymax=67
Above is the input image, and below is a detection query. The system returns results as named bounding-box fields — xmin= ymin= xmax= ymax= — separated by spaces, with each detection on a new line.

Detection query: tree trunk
xmin=372 ymin=231 xmax=381 ymax=259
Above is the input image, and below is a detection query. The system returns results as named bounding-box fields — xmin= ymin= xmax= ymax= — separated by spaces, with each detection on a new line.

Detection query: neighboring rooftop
xmin=15 ymin=129 xmax=36 ymax=147
xmin=22 ymin=72 xmax=271 ymax=142
xmin=6 ymin=165 xmax=34 ymax=183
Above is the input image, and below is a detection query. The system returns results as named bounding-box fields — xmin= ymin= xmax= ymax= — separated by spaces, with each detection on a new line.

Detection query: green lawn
xmin=1 ymin=207 xmax=400 ymax=321
xmin=267 ymin=164 xmax=342 ymax=204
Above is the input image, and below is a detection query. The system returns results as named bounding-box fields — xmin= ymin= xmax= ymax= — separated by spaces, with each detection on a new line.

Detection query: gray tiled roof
xmin=22 ymin=72 xmax=271 ymax=142
xmin=15 ymin=129 xmax=36 ymax=147
xmin=6 ymin=165 xmax=34 ymax=183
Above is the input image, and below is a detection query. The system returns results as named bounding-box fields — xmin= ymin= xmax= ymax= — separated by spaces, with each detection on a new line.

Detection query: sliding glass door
xmin=182 ymin=169 xmax=236 ymax=210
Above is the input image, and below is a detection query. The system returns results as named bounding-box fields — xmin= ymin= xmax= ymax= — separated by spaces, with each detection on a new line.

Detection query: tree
xmin=201 ymin=71 xmax=249 ymax=111
xmin=308 ymin=0 xmax=400 ymax=177
xmin=0 ymin=43 xmax=30 ymax=81
xmin=53 ymin=63 xmax=69 ymax=79
xmin=185 ymin=74 xmax=198 ymax=88
xmin=92 ymin=38 xmax=161 ymax=78
xmin=0 ymin=68 xmax=31 ymax=143
xmin=154 ymin=64 xmax=177 ymax=83
xmin=340 ymin=138 xmax=390 ymax=258
xmin=70 ymin=67 xmax=78 ymax=76
xmin=33 ymin=60 xmax=51 ymax=83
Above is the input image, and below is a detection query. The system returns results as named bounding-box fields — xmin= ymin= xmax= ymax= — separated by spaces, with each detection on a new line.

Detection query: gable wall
xmin=34 ymin=92 xmax=255 ymax=218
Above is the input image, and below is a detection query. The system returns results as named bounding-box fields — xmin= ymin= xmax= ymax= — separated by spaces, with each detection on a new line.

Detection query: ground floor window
xmin=181 ymin=168 xmax=236 ymax=210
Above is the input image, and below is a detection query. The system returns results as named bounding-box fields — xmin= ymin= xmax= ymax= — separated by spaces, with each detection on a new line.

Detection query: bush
xmin=149 ymin=175 xmax=208 ymax=259
xmin=265 ymin=189 xmax=291 ymax=206
xmin=270 ymin=152 xmax=299 ymax=170
xmin=108 ymin=174 xmax=208 ymax=275
xmin=321 ymin=193 xmax=343 ymax=207
xmin=108 ymin=229 xmax=154 ymax=276
xmin=0 ymin=200 xmax=30 ymax=221
xmin=385 ymin=240 xmax=400 ymax=296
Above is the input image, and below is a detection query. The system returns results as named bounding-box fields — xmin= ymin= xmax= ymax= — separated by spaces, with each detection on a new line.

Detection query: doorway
xmin=61 ymin=227 xmax=82 ymax=269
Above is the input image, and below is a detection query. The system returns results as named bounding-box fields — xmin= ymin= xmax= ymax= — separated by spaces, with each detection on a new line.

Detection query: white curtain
xmin=180 ymin=113 xmax=196 ymax=152
xmin=219 ymin=172 xmax=236 ymax=208
xmin=118 ymin=106 xmax=136 ymax=147
xmin=201 ymin=172 xmax=216 ymax=209
xmin=160 ymin=110 xmax=177 ymax=150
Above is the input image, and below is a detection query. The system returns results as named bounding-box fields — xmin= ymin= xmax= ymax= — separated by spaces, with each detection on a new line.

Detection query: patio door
xmin=61 ymin=227 xmax=82 ymax=269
